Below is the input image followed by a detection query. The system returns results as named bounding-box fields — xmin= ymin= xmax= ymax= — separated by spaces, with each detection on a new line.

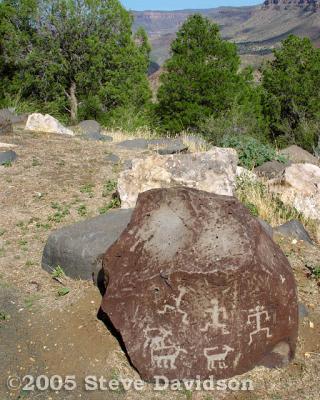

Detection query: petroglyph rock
xmin=101 ymin=187 xmax=298 ymax=381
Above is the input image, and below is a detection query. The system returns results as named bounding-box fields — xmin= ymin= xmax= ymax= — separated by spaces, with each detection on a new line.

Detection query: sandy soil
xmin=0 ymin=129 xmax=320 ymax=400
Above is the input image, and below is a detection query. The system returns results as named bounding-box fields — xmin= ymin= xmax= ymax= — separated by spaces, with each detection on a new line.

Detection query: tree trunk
xmin=69 ymin=82 xmax=78 ymax=124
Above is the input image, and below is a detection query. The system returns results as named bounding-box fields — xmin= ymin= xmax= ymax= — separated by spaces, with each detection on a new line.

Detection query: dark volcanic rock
xmin=106 ymin=153 xmax=120 ymax=164
xmin=274 ymin=220 xmax=314 ymax=245
xmin=0 ymin=150 xmax=17 ymax=165
xmin=82 ymin=132 xmax=113 ymax=142
xmin=254 ymin=160 xmax=290 ymax=179
xmin=117 ymin=138 xmax=149 ymax=150
xmin=77 ymin=120 xmax=101 ymax=134
xmin=42 ymin=209 xmax=132 ymax=283
xmin=101 ymin=187 xmax=298 ymax=381
xmin=149 ymin=138 xmax=188 ymax=155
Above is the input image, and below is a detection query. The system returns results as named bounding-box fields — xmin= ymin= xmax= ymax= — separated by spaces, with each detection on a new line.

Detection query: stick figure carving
xmin=200 ymin=299 xmax=230 ymax=334
xmin=247 ymin=305 xmax=272 ymax=345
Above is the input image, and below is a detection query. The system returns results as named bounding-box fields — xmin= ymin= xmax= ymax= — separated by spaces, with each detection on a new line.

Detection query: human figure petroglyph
xmin=204 ymin=345 xmax=234 ymax=371
xmin=247 ymin=305 xmax=272 ymax=345
xmin=200 ymin=299 xmax=230 ymax=334
xmin=157 ymin=286 xmax=190 ymax=325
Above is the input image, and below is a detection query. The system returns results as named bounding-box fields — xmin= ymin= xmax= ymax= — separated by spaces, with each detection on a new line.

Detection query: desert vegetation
xmin=1 ymin=1 xmax=320 ymax=157
xmin=0 ymin=2 xmax=319 ymax=153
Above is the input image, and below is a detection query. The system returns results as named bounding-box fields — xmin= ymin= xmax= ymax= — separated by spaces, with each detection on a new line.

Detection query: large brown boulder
xmin=101 ymin=188 xmax=298 ymax=382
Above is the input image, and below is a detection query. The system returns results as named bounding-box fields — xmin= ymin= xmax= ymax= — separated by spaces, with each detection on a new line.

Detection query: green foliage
xmin=48 ymin=202 xmax=70 ymax=223
xmin=103 ymin=105 xmax=153 ymax=133
xmin=156 ymin=15 xmax=257 ymax=134
xmin=102 ymin=180 xmax=117 ymax=197
xmin=57 ymin=287 xmax=70 ymax=297
xmin=77 ymin=204 xmax=87 ymax=217
xmin=0 ymin=0 xmax=151 ymax=123
xmin=99 ymin=198 xmax=120 ymax=214
xmin=312 ymin=266 xmax=320 ymax=279
xmin=0 ymin=311 xmax=10 ymax=321
xmin=80 ymin=183 xmax=95 ymax=198
xmin=200 ymin=90 xmax=268 ymax=145
xmin=221 ymin=135 xmax=286 ymax=169
xmin=51 ymin=266 xmax=65 ymax=279
xmin=262 ymin=35 xmax=320 ymax=152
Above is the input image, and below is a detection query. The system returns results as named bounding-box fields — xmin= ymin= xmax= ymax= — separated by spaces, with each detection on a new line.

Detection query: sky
xmin=121 ymin=0 xmax=261 ymax=11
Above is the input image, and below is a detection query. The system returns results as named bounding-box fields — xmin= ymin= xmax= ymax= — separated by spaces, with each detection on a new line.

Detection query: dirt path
xmin=0 ymin=130 xmax=320 ymax=400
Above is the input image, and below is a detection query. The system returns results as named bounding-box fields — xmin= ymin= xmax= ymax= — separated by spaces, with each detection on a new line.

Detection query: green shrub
xmin=200 ymin=103 xmax=268 ymax=145
xmin=102 ymin=106 xmax=153 ymax=134
xmin=221 ymin=135 xmax=286 ymax=169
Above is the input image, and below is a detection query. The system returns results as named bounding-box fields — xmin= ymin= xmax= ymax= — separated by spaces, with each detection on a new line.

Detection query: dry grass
xmin=236 ymin=176 xmax=318 ymax=239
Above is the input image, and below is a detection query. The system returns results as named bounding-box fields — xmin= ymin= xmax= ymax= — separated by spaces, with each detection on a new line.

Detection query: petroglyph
xmin=204 ymin=345 xmax=234 ymax=371
xmin=158 ymin=286 xmax=190 ymax=325
xmin=144 ymin=326 xmax=187 ymax=370
xmin=247 ymin=305 xmax=272 ymax=345
xmin=200 ymin=299 xmax=230 ymax=334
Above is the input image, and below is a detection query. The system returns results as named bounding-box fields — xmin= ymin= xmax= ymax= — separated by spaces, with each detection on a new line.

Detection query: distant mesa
xmin=263 ymin=0 xmax=320 ymax=10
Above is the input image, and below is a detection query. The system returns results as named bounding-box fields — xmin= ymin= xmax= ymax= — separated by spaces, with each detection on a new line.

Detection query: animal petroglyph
xmin=247 ymin=305 xmax=272 ymax=345
xmin=204 ymin=345 xmax=234 ymax=371
xmin=152 ymin=345 xmax=188 ymax=369
xmin=200 ymin=299 xmax=230 ymax=334
xmin=158 ymin=286 xmax=190 ymax=325
xmin=143 ymin=326 xmax=187 ymax=370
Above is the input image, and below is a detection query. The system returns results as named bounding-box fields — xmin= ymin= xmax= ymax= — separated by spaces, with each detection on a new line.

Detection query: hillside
xmin=133 ymin=3 xmax=320 ymax=66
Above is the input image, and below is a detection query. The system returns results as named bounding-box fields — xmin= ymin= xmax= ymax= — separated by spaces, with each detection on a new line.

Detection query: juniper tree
xmin=0 ymin=0 xmax=151 ymax=122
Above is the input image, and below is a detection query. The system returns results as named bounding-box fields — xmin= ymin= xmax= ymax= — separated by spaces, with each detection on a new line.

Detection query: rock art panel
xmin=101 ymin=187 xmax=298 ymax=381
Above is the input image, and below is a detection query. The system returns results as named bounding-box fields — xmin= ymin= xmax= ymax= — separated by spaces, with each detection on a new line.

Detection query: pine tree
xmin=262 ymin=35 xmax=320 ymax=150
xmin=156 ymin=14 xmax=245 ymax=133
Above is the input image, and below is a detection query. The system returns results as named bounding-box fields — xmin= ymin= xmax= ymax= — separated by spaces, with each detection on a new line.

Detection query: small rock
xmin=255 ymin=160 xmax=290 ymax=179
xmin=274 ymin=220 xmax=314 ymax=245
xmin=42 ymin=209 xmax=133 ymax=283
xmin=0 ymin=150 xmax=17 ymax=165
xmin=25 ymin=113 xmax=74 ymax=136
xmin=77 ymin=120 xmax=101 ymax=134
xmin=117 ymin=138 xmax=149 ymax=150
xmin=279 ymin=145 xmax=319 ymax=166
xmin=148 ymin=138 xmax=188 ymax=155
xmin=105 ymin=153 xmax=120 ymax=164
xmin=82 ymin=132 xmax=112 ymax=142
xmin=298 ymin=303 xmax=309 ymax=319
